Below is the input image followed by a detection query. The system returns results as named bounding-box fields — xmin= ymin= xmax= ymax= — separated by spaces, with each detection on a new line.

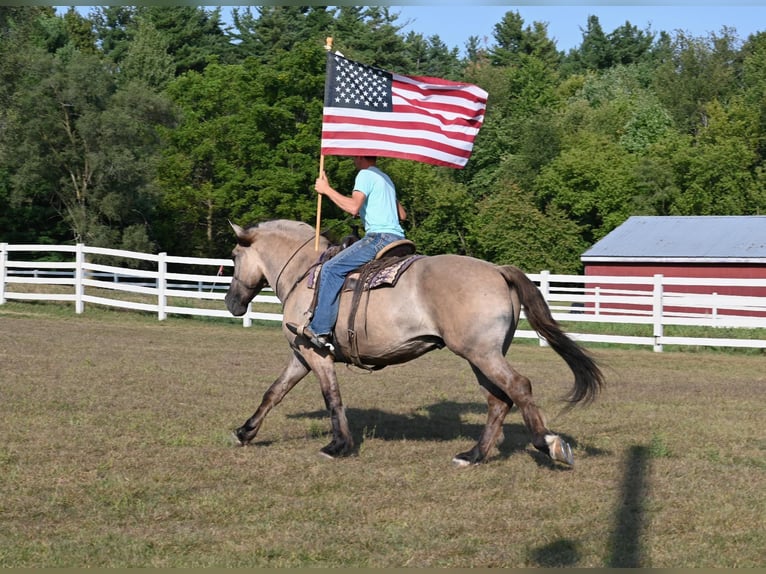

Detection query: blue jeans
xmin=309 ymin=232 xmax=403 ymax=336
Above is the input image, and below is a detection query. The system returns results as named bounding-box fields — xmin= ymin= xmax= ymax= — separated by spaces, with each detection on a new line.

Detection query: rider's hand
xmin=314 ymin=171 xmax=331 ymax=196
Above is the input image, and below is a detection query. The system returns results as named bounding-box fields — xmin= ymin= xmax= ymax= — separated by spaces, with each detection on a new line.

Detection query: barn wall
xmin=583 ymin=262 xmax=766 ymax=317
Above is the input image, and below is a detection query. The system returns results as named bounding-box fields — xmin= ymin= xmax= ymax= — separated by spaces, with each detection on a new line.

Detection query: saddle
xmin=308 ymin=238 xmax=423 ymax=370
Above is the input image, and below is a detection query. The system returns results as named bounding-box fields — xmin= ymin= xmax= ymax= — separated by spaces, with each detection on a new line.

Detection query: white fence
xmin=2 ymin=242 xmax=765 ymax=352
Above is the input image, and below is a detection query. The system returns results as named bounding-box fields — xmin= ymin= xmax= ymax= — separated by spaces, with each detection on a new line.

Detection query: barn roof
xmin=581 ymin=216 xmax=766 ymax=263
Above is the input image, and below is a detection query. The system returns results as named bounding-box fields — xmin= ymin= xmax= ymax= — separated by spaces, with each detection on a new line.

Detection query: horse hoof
xmin=319 ymin=440 xmax=353 ymax=459
xmin=545 ymin=434 xmax=574 ymax=466
xmin=452 ymin=456 xmax=473 ymax=468
xmin=231 ymin=431 xmax=249 ymax=447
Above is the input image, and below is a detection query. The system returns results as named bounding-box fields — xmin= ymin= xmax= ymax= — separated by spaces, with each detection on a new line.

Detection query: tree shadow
xmin=528 ymin=538 xmax=581 ymax=567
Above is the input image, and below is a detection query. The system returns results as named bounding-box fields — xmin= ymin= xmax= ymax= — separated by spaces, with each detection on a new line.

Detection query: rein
xmin=272 ymin=235 xmax=318 ymax=303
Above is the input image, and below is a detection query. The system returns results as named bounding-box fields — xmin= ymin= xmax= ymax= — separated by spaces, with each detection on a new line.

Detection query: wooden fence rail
xmin=2 ymin=243 xmax=765 ymax=352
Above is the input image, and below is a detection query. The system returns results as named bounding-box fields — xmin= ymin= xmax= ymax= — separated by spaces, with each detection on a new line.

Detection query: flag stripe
xmin=321 ymin=52 xmax=487 ymax=169
xmin=322 ymin=110 xmax=480 ymax=143
xmin=321 ymin=142 xmax=470 ymax=168
xmin=322 ymin=128 xmax=473 ymax=159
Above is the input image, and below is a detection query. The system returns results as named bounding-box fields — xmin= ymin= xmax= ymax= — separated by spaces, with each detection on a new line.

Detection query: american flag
xmin=320 ymin=52 xmax=488 ymax=169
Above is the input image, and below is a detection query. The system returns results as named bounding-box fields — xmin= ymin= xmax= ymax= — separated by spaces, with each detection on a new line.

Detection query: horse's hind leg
xmin=234 ymin=351 xmax=310 ymax=445
xmin=453 ymin=382 xmax=510 ymax=466
xmin=467 ymin=355 xmax=574 ymax=466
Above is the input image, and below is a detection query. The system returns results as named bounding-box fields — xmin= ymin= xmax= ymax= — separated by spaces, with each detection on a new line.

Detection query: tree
xmin=230 ymin=6 xmax=334 ymax=65
xmin=653 ymin=29 xmax=742 ymax=135
xmin=118 ymin=17 xmax=174 ymax=90
xmin=471 ymin=181 xmax=586 ymax=273
xmin=667 ymin=99 xmax=765 ymax=215
xmin=578 ymin=15 xmax=612 ymax=70
xmin=402 ymin=32 xmax=461 ymax=79
xmin=535 ymin=133 xmax=641 ymax=244
xmin=61 ymin=7 xmax=96 ymax=54
xmin=2 ymin=42 xmax=175 ymax=249
xmin=490 ymin=10 xmax=559 ymax=68
xmin=608 ymin=20 xmax=655 ymax=66
xmin=383 ymin=160 xmax=476 ymax=255
xmin=91 ymin=6 xmax=137 ymax=64
xmin=157 ymin=42 xmax=326 ymax=256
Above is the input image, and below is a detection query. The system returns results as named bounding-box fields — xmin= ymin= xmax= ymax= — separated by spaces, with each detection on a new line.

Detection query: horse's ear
xmin=230 ymin=221 xmax=256 ymax=247
xmin=229 ymin=220 xmax=246 ymax=239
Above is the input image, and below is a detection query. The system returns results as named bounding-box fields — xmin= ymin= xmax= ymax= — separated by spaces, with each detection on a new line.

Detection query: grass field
xmin=1 ymin=302 xmax=764 ymax=567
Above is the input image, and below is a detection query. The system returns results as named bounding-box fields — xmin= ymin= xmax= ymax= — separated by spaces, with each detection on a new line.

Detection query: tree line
xmin=1 ymin=6 xmax=764 ymax=273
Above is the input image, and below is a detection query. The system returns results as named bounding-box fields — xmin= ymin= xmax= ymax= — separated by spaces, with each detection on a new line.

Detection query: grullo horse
xmin=225 ymin=219 xmax=604 ymax=466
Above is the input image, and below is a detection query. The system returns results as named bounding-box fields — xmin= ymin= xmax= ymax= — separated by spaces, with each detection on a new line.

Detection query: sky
xmin=391 ymin=4 xmax=766 ymax=54
xmin=53 ymin=4 xmax=765 ymax=56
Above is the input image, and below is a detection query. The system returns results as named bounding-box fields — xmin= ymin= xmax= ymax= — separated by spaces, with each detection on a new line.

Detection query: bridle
xmin=234 ymin=219 xmax=352 ymax=305
xmin=230 ymin=274 xmax=264 ymax=292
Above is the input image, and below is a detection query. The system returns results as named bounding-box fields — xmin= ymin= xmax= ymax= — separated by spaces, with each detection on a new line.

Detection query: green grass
xmin=1 ymin=302 xmax=765 ymax=566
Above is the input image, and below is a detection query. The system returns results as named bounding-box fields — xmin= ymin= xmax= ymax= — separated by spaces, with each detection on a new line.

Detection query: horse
xmin=225 ymin=219 xmax=604 ymax=466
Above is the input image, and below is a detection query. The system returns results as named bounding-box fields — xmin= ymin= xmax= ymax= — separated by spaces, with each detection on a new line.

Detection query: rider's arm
xmin=397 ymin=201 xmax=407 ymax=221
xmin=315 ymin=171 xmax=366 ymax=216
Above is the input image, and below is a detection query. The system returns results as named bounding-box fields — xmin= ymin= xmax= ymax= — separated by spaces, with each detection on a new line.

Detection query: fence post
xmin=538 ymin=270 xmax=550 ymax=347
xmin=243 ymin=301 xmax=252 ymax=328
xmin=594 ymin=286 xmax=601 ymax=317
xmin=158 ymin=252 xmax=167 ymax=321
xmin=652 ymin=274 xmax=663 ymax=352
xmin=712 ymin=292 xmax=718 ymax=327
xmin=0 ymin=243 xmax=7 ymax=305
xmin=75 ymin=244 xmax=85 ymax=314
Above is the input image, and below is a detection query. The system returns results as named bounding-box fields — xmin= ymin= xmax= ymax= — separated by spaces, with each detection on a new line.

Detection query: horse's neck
xmin=266 ymin=236 xmax=322 ymax=300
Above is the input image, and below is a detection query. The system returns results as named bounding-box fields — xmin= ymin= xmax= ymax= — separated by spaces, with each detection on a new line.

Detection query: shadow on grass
xmin=607 ymin=444 xmax=650 ymax=567
xmin=528 ymin=539 xmax=581 ymax=567
xmin=525 ymin=444 xmax=650 ymax=567
xmin=289 ymin=400 xmax=607 ymax=465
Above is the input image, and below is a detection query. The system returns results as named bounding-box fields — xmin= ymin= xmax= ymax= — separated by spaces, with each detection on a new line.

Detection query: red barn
xmin=580 ymin=216 xmax=766 ymax=317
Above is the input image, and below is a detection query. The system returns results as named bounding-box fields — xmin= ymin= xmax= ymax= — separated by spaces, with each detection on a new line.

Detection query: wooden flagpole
xmin=315 ymin=36 xmax=334 ymax=251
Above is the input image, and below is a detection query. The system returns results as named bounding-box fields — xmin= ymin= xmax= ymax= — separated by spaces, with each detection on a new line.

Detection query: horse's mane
xmin=251 ymin=219 xmax=314 ymax=235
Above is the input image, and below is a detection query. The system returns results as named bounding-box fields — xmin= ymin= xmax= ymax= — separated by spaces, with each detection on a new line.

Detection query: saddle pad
xmin=308 ymin=254 xmax=424 ymax=291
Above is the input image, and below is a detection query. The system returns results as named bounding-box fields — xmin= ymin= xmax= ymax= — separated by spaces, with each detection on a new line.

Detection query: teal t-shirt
xmin=354 ymin=166 xmax=405 ymax=237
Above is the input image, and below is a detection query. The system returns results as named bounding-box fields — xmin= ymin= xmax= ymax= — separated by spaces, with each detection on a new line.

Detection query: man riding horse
xmin=287 ymin=156 xmax=407 ymax=352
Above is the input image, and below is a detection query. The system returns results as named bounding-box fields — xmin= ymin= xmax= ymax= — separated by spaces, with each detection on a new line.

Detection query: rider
xmin=288 ymin=156 xmax=407 ymax=352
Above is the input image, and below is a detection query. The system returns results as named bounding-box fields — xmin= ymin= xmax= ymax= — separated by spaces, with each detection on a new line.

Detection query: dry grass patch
xmin=0 ymin=304 xmax=764 ymax=567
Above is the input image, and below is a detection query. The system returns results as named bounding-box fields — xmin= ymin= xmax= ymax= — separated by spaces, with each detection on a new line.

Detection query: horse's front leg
xmin=308 ymin=355 xmax=354 ymax=458
xmin=234 ymin=350 xmax=310 ymax=445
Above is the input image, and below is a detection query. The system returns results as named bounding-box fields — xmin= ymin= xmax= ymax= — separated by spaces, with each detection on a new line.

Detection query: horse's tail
xmin=498 ymin=265 xmax=604 ymax=405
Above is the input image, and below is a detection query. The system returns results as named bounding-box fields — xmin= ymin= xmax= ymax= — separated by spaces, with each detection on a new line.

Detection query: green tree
xmin=157 ymin=42 xmax=326 ymax=256
xmin=578 ymin=15 xmax=611 ymax=70
xmin=62 ymin=7 xmax=96 ymax=54
xmin=471 ymin=181 xmax=586 ymax=273
xmin=668 ymin=99 xmax=764 ymax=215
xmin=383 ymin=160 xmax=476 ymax=255
xmin=230 ymin=6 xmax=334 ymax=64
xmin=535 ymin=133 xmax=640 ymax=243
xmin=91 ymin=6 xmax=137 ymax=64
xmin=2 ymin=42 xmax=175 ymax=249
xmin=653 ymin=29 xmax=742 ymax=135
xmin=608 ymin=20 xmax=655 ymax=66
xmin=118 ymin=17 xmax=174 ymax=90
xmin=490 ymin=10 xmax=559 ymax=68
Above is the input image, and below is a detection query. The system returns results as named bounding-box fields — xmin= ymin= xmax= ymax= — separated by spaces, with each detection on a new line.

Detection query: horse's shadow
xmin=288 ymin=399 xmax=578 ymax=465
